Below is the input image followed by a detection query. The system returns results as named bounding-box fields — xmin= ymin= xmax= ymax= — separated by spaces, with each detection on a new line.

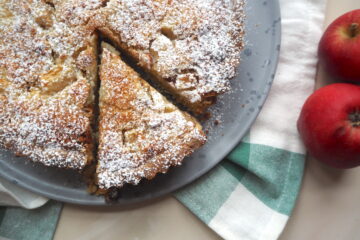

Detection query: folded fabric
xmin=175 ymin=0 xmax=327 ymax=239
xmin=0 ymin=178 xmax=47 ymax=209
xmin=0 ymin=201 xmax=62 ymax=240
xmin=0 ymin=178 xmax=56 ymax=240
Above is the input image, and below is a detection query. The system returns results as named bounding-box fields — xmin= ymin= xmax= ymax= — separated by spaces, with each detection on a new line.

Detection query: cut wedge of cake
xmin=97 ymin=43 xmax=206 ymax=190
xmin=0 ymin=0 xmax=98 ymax=169
xmin=92 ymin=0 xmax=245 ymax=113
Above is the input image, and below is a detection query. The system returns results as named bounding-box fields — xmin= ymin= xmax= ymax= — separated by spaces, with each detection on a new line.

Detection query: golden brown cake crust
xmin=97 ymin=43 xmax=206 ymax=189
xmin=0 ymin=0 xmax=99 ymax=169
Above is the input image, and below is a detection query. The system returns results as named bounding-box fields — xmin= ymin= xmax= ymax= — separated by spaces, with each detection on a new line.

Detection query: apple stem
xmin=349 ymin=23 xmax=360 ymax=38
xmin=349 ymin=111 xmax=360 ymax=127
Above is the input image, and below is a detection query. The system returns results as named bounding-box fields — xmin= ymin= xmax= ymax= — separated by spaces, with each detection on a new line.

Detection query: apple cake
xmin=92 ymin=0 xmax=245 ymax=113
xmin=0 ymin=0 xmax=99 ymax=169
xmin=0 ymin=0 xmax=245 ymax=191
xmin=97 ymin=43 xmax=206 ymax=190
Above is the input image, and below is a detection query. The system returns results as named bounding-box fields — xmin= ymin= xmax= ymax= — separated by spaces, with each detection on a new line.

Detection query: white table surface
xmin=54 ymin=1 xmax=360 ymax=239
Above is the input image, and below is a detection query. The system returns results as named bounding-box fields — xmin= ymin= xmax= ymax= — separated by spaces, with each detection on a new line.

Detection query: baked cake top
xmin=0 ymin=0 xmax=244 ymax=176
xmin=0 ymin=0 xmax=98 ymax=169
xmin=97 ymin=43 xmax=206 ymax=189
xmin=94 ymin=0 xmax=245 ymax=113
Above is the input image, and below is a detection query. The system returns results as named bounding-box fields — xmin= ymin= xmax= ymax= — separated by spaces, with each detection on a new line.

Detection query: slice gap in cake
xmin=96 ymin=42 xmax=206 ymax=194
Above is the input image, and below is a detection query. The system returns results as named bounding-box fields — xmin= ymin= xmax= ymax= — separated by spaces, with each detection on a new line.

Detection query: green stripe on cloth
xmin=0 ymin=201 xmax=62 ymax=240
xmin=0 ymin=208 xmax=6 ymax=225
xmin=0 ymin=143 xmax=304 ymax=240
xmin=177 ymin=141 xmax=305 ymax=231
xmin=227 ymin=142 xmax=305 ymax=216
xmin=175 ymin=165 xmax=239 ymax=224
xmin=221 ymin=142 xmax=250 ymax=180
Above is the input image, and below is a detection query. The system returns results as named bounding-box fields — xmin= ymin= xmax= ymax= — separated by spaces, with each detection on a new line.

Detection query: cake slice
xmin=92 ymin=0 xmax=245 ymax=113
xmin=0 ymin=0 xmax=98 ymax=169
xmin=97 ymin=43 xmax=206 ymax=190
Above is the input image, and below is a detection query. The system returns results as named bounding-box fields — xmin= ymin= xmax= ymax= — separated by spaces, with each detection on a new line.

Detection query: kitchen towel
xmin=0 ymin=201 xmax=62 ymax=240
xmin=0 ymin=179 xmax=47 ymax=209
xmin=176 ymin=0 xmax=327 ymax=239
xmin=0 ymin=0 xmax=327 ymax=239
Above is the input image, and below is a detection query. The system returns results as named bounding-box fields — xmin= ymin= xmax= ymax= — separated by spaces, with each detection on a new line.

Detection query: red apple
xmin=297 ymin=83 xmax=360 ymax=168
xmin=318 ymin=9 xmax=360 ymax=82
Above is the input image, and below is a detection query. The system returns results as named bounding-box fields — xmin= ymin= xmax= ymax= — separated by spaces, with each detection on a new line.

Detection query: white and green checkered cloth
xmin=176 ymin=0 xmax=327 ymax=239
xmin=0 ymin=0 xmax=326 ymax=239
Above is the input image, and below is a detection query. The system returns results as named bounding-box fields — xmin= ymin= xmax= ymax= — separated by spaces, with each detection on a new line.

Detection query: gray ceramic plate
xmin=0 ymin=0 xmax=281 ymax=206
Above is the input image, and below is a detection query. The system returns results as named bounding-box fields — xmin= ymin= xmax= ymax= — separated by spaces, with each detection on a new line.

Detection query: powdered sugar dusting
xmin=96 ymin=0 xmax=245 ymax=112
xmin=0 ymin=0 xmax=245 ymax=183
xmin=0 ymin=0 xmax=97 ymax=169
xmin=0 ymin=16 xmax=53 ymax=87
xmin=0 ymin=79 xmax=93 ymax=169
xmin=55 ymin=0 xmax=106 ymax=26
xmin=104 ymin=0 xmax=169 ymax=49
xmin=97 ymin=46 xmax=206 ymax=189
